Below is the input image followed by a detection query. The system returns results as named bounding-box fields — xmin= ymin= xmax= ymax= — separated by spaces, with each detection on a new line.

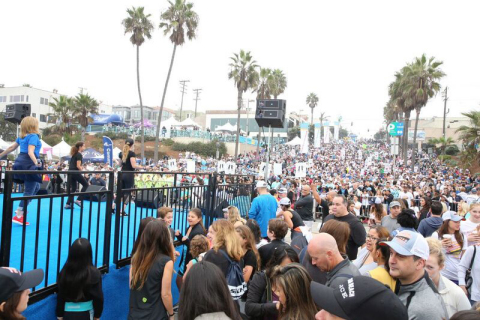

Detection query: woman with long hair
xmin=65 ymin=142 xmax=88 ymax=209
xmin=235 ymin=225 xmax=261 ymax=283
xmin=175 ymin=208 xmax=206 ymax=289
xmin=57 ymin=238 xmax=103 ymax=320
xmin=131 ymin=217 xmax=155 ymax=256
xmin=353 ymin=225 xmax=390 ymax=275
xmin=224 ymin=206 xmax=246 ymax=228
xmin=245 ymin=246 xmax=299 ymax=320
xmin=178 ymin=261 xmax=241 ymax=320
xmin=246 ymin=219 xmax=268 ymax=249
xmin=418 ymin=196 xmax=432 ymax=222
xmin=117 ymin=138 xmax=144 ymax=216
xmin=432 ymin=211 xmax=467 ymax=285
xmin=366 ymin=238 xmax=396 ymax=291
xmin=271 ymin=264 xmax=317 ymax=320
xmin=369 ymin=202 xmax=387 ymax=226
xmin=0 ymin=116 xmax=42 ymax=225
xmin=425 ymin=238 xmax=471 ymax=318
xmin=129 ymin=220 xmax=174 ymax=320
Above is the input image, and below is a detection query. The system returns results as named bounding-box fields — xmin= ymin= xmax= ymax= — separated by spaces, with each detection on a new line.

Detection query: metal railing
xmin=0 ymin=170 xmax=255 ymax=303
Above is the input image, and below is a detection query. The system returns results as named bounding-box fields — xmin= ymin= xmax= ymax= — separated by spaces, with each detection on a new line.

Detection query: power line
xmin=179 ymin=80 xmax=190 ymax=121
xmin=193 ymin=88 xmax=202 ymax=118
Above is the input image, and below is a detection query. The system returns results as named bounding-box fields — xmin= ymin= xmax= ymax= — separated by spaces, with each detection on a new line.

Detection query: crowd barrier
xmin=0 ymin=170 xmax=256 ymax=303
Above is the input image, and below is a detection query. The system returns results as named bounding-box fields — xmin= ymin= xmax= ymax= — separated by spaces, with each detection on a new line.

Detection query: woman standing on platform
xmin=65 ymin=142 xmax=88 ymax=209
xmin=0 ymin=116 xmax=43 ymax=226
xmin=118 ymin=138 xmax=144 ymax=216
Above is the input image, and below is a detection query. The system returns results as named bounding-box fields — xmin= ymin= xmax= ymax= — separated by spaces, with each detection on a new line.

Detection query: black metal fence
xmin=0 ymin=170 xmax=255 ymax=303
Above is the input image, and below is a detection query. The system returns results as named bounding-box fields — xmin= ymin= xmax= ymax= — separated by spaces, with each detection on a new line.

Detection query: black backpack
xmin=220 ymin=250 xmax=247 ymax=300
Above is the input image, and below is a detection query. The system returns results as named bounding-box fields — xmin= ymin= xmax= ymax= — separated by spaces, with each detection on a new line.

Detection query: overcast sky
xmin=1 ymin=0 xmax=480 ymax=137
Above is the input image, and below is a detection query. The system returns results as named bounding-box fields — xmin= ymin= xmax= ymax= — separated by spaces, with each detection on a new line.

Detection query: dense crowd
xmin=1 ymin=116 xmax=480 ymax=319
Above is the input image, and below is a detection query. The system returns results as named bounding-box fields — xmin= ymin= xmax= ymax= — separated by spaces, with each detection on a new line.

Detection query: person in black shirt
xmin=89 ymin=172 xmax=106 ymax=187
xmin=66 ymin=142 xmax=89 ymax=209
xmin=258 ymin=219 xmax=290 ymax=269
xmin=117 ymin=138 xmax=143 ymax=216
xmin=277 ymin=197 xmax=305 ymax=240
xmin=235 ymin=225 xmax=260 ymax=283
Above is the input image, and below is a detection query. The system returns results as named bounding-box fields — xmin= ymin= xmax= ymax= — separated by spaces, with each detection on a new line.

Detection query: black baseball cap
xmin=125 ymin=138 xmax=134 ymax=146
xmin=310 ymin=276 xmax=407 ymax=320
xmin=0 ymin=268 xmax=44 ymax=303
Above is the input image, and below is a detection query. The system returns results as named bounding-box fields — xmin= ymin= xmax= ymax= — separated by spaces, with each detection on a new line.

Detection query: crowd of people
xmin=1 ymin=116 xmax=480 ymax=319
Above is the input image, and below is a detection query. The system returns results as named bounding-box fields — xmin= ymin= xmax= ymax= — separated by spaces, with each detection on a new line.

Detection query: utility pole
xmin=179 ymin=80 xmax=190 ymax=121
xmin=78 ymin=87 xmax=87 ymax=94
xmin=442 ymin=87 xmax=449 ymax=140
xmin=193 ymin=88 xmax=202 ymax=118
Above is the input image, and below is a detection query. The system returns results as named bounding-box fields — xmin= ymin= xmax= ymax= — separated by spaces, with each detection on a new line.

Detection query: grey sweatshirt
xmin=396 ymin=271 xmax=449 ymax=320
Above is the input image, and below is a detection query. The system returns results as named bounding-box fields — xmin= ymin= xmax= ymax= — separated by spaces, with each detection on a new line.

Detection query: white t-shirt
xmin=431 ymin=232 xmax=468 ymax=281
xmin=460 ymin=219 xmax=480 ymax=247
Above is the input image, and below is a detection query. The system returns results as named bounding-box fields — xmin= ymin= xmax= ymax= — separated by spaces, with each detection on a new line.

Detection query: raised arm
xmin=0 ymin=142 xmax=19 ymax=159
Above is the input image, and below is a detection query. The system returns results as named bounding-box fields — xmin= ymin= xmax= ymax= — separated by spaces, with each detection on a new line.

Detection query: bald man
xmin=294 ymin=184 xmax=314 ymax=230
xmin=307 ymin=233 xmax=360 ymax=288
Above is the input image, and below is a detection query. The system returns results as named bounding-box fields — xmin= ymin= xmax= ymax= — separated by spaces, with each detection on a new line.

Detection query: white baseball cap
xmin=442 ymin=211 xmax=463 ymax=222
xmin=256 ymin=181 xmax=268 ymax=189
xmin=279 ymin=197 xmax=291 ymax=206
xmin=380 ymin=230 xmax=429 ymax=260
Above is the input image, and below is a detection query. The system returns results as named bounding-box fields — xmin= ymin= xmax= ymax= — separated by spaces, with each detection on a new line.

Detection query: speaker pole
xmin=264 ymin=125 xmax=273 ymax=179
xmin=15 ymin=124 xmax=19 ymax=156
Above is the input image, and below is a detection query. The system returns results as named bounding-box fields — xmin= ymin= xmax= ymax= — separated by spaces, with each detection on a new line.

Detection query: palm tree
xmin=306 ymin=93 xmax=318 ymax=125
xmin=73 ymin=93 xmax=99 ymax=141
xmin=319 ymin=112 xmax=329 ymax=137
xmin=456 ymin=110 xmax=480 ymax=165
xmin=270 ymin=69 xmax=287 ymax=99
xmin=48 ymin=95 xmax=72 ymax=134
xmin=255 ymin=68 xmax=272 ymax=100
xmin=122 ymin=6 xmax=154 ymax=162
xmin=429 ymin=137 xmax=454 ymax=155
xmin=401 ymin=55 xmax=445 ymax=168
xmin=154 ymin=0 xmax=199 ymax=161
xmin=228 ymin=50 xmax=259 ymax=159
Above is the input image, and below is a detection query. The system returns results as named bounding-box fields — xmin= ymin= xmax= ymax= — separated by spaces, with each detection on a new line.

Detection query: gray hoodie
xmin=396 ymin=271 xmax=449 ymax=320
xmin=418 ymin=216 xmax=443 ymax=238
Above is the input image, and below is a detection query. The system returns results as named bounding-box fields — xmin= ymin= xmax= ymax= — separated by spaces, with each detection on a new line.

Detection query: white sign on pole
xmin=168 ymin=159 xmax=177 ymax=171
xmin=226 ymin=161 xmax=236 ymax=174
xmin=357 ymin=150 xmax=362 ymax=160
xmin=308 ymin=159 xmax=314 ymax=168
xmin=186 ymin=160 xmax=196 ymax=172
xmin=295 ymin=162 xmax=307 ymax=178
xmin=324 ymin=127 xmax=330 ymax=144
xmin=334 ymin=125 xmax=339 ymax=140
xmin=274 ymin=163 xmax=283 ymax=176
xmin=341 ymin=148 xmax=346 ymax=160
xmin=217 ymin=160 xmax=226 ymax=172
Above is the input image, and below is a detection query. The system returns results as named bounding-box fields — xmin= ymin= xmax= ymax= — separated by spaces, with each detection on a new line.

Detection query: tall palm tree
xmin=270 ymin=69 xmax=287 ymax=99
xmin=154 ymin=0 xmax=199 ymax=161
xmin=456 ymin=110 xmax=480 ymax=165
xmin=306 ymin=93 xmax=318 ymax=125
xmin=401 ymin=55 xmax=445 ymax=168
xmin=73 ymin=93 xmax=99 ymax=141
xmin=122 ymin=6 xmax=154 ymax=162
xmin=318 ymin=111 xmax=329 ymax=137
xmin=48 ymin=95 xmax=72 ymax=134
xmin=228 ymin=50 xmax=259 ymax=159
xmin=255 ymin=68 xmax=272 ymax=100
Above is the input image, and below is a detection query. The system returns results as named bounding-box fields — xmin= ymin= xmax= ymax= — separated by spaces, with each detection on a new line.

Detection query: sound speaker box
xmin=37 ymin=181 xmax=52 ymax=195
xmin=135 ymin=190 xmax=163 ymax=208
xmin=84 ymin=185 xmax=107 ymax=202
xmin=5 ymin=104 xmax=31 ymax=124
xmin=255 ymin=99 xmax=286 ymax=128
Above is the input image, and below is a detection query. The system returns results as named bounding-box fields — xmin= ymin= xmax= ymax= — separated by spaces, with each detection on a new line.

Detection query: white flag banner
xmin=168 ymin=159 xmax=177 ymax=171
xmin=308 ymin=159 xmax=314 ymax=167
xmin=341 ymin=148 xmax=346 ymax=160
xmin=274 ymin=163 xmax=283 ymax=175
xmin=357 ymin=150 xmax=362 ymax=160
xmin=295 ymin=162 xmax=307 ymax=178
xmin=217 ymin=160 xmax=226 ymax=172
xmin=187 ymin=160 xmax=196 ymax=172
xmin=324 ymin=127 xmax=330 ymax=144
xmin=334 ymin=125 xmax=339 ymax=140
xmin=226 ymin=161 xmax=236 ymax=174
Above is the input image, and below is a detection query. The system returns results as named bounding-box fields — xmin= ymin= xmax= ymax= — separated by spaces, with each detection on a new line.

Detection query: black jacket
xmin=245 ymin=271 xmax=278 ymax=320
xmin=176 ymin=223 xmax=206 ymax=273
xmin=294 ymin=194 xmax=314 ymax=221
xmin=258 ymin=240 xmax=289 ymax=270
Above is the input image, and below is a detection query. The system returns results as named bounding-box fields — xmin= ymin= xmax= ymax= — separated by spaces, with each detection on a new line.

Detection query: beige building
xmin=407 ymin=116 xmax=470 ymax=146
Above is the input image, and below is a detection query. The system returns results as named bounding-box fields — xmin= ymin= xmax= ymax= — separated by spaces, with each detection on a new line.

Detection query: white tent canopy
xmin=52 ymin=140 xmax=71 ymax=158
xmin=40 ymin=139 xmax=52 ymax=154
xmin=286 ymin=136 xmax=302 ymax=146
xmin=231 ymin=124 xmax=246 ymax=134
xmin=0 ymin=138 xmax=11 ymax=150
xmin=113 ymin=147 xmax=122 ymax=159
xmin=215 ymin=122 xmax=236 ymax=133
xmin=161 ymin=117 xmax=182 ymax=128
xmin=180 ymin=118 xmax=202 ymax=128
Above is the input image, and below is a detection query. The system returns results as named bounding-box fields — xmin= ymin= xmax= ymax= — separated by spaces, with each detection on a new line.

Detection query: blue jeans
xmin=17 ymin=180 xmax=40 ymax=212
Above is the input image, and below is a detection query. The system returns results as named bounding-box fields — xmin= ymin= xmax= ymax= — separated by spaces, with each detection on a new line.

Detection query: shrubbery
xmin=445 ymin=145 xmax=460 ymax=156
xmin=171 ymin=140 xmax=227 ymax=157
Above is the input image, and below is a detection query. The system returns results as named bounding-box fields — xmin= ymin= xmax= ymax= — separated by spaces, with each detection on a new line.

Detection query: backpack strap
xmin=468 ymin=246 xmax=477 ymax=271
xmin=264 ymin=272 xmax=272 ymax=302
xmin=219 ymin=249 xmax=234 ymax=264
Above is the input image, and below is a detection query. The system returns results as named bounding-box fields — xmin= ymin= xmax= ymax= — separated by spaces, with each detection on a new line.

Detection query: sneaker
xmin=64 ymin=204 xmax=72 ymax=209
xmin=12 ymin=215 xmax=30 ymax=226
xmin=74 ymin=201 xmax=83 ymax=208
xmin=121 ymin=211 xmax=128 ymax=217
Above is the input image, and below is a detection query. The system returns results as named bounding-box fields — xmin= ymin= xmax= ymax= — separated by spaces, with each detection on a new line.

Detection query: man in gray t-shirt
xmin=381 ymin=201 xmax=401 ymax=234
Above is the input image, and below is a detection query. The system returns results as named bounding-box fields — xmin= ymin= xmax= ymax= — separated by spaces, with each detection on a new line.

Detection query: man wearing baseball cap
xmin=0 ymin=267 xmax=44 ymax=317
xmin=380 ymin=230 xmax=448 ymax=320
xmin=310 ymin=276 xmax=408 ymax=320
xmin=249 ymin=181 xmax=278 ymax=238
xmin=381 ymin=200 xmax=402 ymax=234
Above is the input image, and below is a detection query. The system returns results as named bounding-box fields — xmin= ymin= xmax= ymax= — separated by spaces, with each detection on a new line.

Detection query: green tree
xmin=306 ymin=93 xmax=318 ymax=125
xmin=270 ymin=69 xmax=287 ymax=99
xmin=73 ymin=93 xmax=99 ymax=141
xmin=255 ymin=68 xmax=272 ymax=100
xmin=154 ymin=0 xmax=199 ymax=161
xmin=456 ymin=110 xmax=480 ymax=166
xmin=429 ymin=137 xmax=454 ymax=155
xmin=319 ymin=111 xmax=329 ymax=136
xmin=48 ymin=95 xmax=73 ymax=134
xmin=0 ymin=113 xmax=17 ymax=142
xmin=228 ymin=50 xmax=259 ymax=159
xmin=122 ymin=6 xmax=154 ymax=161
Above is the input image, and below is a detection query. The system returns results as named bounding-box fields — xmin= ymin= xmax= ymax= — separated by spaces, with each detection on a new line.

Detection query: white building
xmin=0 ymin=86 xmax=61 ymax=129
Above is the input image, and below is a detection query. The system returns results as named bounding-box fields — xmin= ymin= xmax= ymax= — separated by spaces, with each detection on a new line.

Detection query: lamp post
xmin=216 ymin=141 xmax=220 ymax=159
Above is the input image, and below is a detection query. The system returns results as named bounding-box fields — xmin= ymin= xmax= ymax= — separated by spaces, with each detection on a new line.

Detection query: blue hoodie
xmin=418 ymin=216 xmax=443 ymax=237
xmin=248 ymin=194 xmax=278 ymax=237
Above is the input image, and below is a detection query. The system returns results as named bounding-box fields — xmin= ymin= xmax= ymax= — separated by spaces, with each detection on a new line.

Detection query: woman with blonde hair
xmin=117 ymin=138 xmax=143 ymax=216
xmin=0 ymin=116 xmax=42 ymax=225
xmin=223 ymin=205 xmax=246 ymax=228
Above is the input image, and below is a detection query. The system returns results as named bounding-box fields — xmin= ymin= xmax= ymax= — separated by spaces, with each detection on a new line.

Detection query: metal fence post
xmin=102 ymin=171 xmax=115 ymax=271
xmin=0 ymin=172 xmax=13 ymax=266
xmin=207 ymin=172 xmax=218 ymax=227
xmin=113 ymin=171 xmax=123 ymax=266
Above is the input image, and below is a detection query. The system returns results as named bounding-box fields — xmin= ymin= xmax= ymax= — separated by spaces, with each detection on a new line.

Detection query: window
xmin=45 ymin=98 xmax=48 ymax=105
xmin=26 ymin=95 xmax=29 ymax=102
xmin=32 ymin=113 xmax=36 ymax=118
xmin=40 ymin=114 xmax=47 ymax=122
xmin=10 ymin=95 xmax=23 ymax=102
xmin=101 ymin=110 xmax=105 ymax=114
xmin=0 ymin=96 xmax=6 ymax=103
xmin=40 ymin=97 xmax=45 ymax=104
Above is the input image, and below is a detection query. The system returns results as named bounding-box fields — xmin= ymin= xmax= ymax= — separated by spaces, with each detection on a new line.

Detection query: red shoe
xmin=12 ymin=215 xmax=30 ymax=226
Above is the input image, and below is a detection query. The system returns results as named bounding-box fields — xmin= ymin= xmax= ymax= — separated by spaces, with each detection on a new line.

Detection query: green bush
xmin=445 ymin=145 xmax=460 ymax=156
xmin=42 ymin=134 xmax=62 ymax=146
xmin=171 ymin=140 xmax=227 ymax=157
xmin=95 ymin=132 xmax=129 ymax=140
xmin=438 ymin=155 xmax=452 ymax=161
xmin=135 ymin=135 xmax=156 ymax=142
xmin=162 ymin=138 xmax=175 ymax=146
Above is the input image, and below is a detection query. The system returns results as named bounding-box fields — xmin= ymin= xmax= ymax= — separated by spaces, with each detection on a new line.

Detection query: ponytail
xmin=122 ymin=144 xmax=130 ymax=163
xmin=70 ymin=142 xmax=84 ymax=156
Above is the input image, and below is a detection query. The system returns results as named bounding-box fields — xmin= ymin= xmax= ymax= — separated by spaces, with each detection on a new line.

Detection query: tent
xmin=0 ymin=138 xmax=11 ymax=150
xmin=161 ymin=117 xmax=181 ymax=129
xmin=40 ymin=140 xmax=52 ymax=154
xmin=215 ymin=122 xmax=236 ymax=133
xmin=231 ymin=124 xmax=246 ymax=134
xmin=91 ymin=114 xmax=125 ymax=126
xmin=52 ymin=140 xmax=71 ymax=158
xmin=113 ymin=147 xmax=122 ymax=159
xmin=134 ymin=119 xmax=154 ymax=128
xmin=286 ymin=136 xmax=302 ymax=146
xmin=62 ymin=148 xmax=104 ymax=162
xmin=180 ymin=118 xmax=202 ymax=129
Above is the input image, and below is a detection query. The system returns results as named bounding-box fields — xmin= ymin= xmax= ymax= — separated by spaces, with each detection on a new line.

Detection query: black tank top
xmin=290 ymin=210 xmax=305 ymax=229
